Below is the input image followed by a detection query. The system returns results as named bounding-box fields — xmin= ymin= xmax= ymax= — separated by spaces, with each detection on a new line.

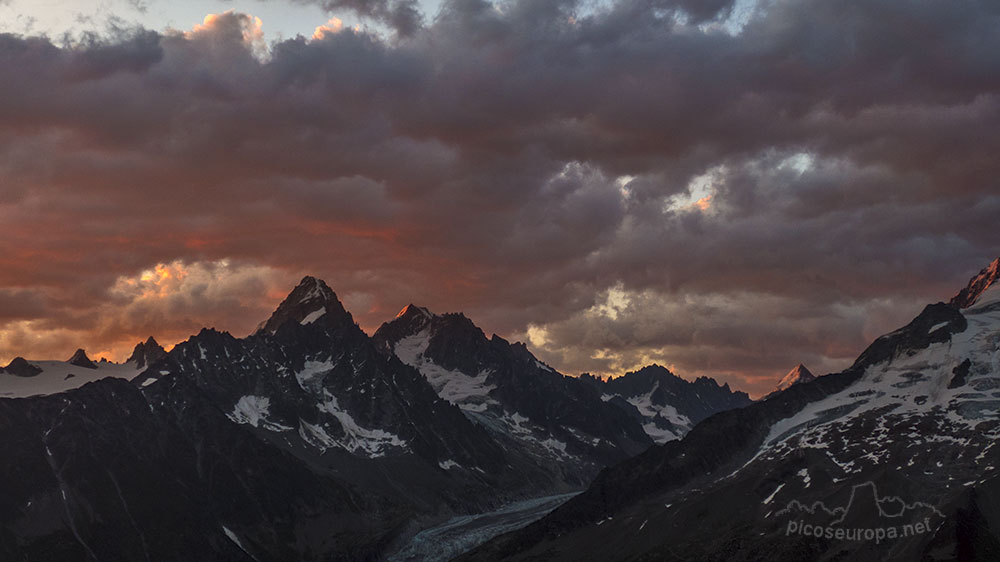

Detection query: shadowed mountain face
xmin=2 ymin=357 xmax=42 ymax=377
xmin=373 ymin=306 xmax=654 ymax=486
xmin=458 ymin=259 xmax=1000 ymax=562
xmin=0 ymin=376 xmax=406 ymax=562
xmin=373 ymin=306 xmax=750 ymax=487
xmin=131 ymin=277 xmax=557 ymax=514
xmin=126 ymin=337 xmax=167 ymax=370
xmin=66 ymin=349 xmax=97 ymax=369
xmin=580 ymin=364 xmax=752 ymax=442
xmin=0 ymin=278 xmax=551 ymax=560
xmin=1 ymin=276 xmax=748 ymax=560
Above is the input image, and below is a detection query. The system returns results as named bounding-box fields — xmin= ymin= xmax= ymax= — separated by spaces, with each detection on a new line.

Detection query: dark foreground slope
xmin=0 ymin=278 xmax=561 ymax=560
xmin=0 ymin=376 xmax=406 ymax=561
xmin=459 ymin=260 xmax=1000 ymax=562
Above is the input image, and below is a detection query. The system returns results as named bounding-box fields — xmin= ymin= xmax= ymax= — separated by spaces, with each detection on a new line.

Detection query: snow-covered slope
xmin=374 ymin=305 xmax=653 ymax=485
xmin=612 ymin=380 xmax=692 ymax=443
xmin=392 ymin=325 xmax=499 ymax=413
xmin=583 ymin=365 xmax=752 ymax=443
xmin=0 ymin=356 xmax=143 ymax=398
xmin=458 ymin=258 xmax=1000 ymax=562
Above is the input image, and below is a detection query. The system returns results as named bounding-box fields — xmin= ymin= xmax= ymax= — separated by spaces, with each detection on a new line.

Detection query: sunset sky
xmin=0 ymin=0 xmax=997 ymax=397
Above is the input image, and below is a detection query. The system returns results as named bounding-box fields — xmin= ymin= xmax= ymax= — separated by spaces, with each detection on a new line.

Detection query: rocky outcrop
xmin=2 ymin=357 xmax=42 ymax=377
xmin=66 ymin=349 xmax=97 ymax=369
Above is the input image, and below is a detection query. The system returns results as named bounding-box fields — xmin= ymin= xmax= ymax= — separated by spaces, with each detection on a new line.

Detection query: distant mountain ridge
xmin=373 ymin=304 xmax=657 ymax=485
xmin=0 ymin=275 xmax=753 ymax=560
xmin=581 ymin=365 xmax=752 ymax=442
xmin=457 ymin=257 xmax=1000 ymax=562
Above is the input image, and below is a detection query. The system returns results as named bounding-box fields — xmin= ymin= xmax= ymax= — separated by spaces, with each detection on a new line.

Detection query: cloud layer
xmin=1 ymin=1 xmax=998 ymax=395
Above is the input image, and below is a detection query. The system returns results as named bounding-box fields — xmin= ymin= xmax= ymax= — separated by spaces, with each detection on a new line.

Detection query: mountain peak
xmin=127 ymin=336 xmax=168 ymax=369
xmin=774 ymin=363 xmax=815 ymax=393
xmin=396 ymin=303 xmax=433 ymax=320
xmin=3 ymin=357 xmax=42 ymax=377
xmin=258 ymin=276 xmax=350 ymax=334
xmin=372 ymin=303 xmax=438 ymax=353
xmin=67 ymin=348 xmax=98 ymax=369
xmin=291 ymin=275 xmax=334 ymax=303
xmin=950 ymin=257 xmax=1000 ymax=309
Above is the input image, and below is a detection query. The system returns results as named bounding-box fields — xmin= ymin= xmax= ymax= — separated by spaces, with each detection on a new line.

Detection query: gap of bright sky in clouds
xmin=1 ymin=0 xmax=434 ymax=39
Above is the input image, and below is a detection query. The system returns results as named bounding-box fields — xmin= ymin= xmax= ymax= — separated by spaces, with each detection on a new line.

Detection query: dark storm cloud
xmin=0 ymin=289 xmax=47 ymax=321
xmin=64 ymin=28 xmax=163 ymax=80
xmin=0 ymin=0 xmax=997 ymax=395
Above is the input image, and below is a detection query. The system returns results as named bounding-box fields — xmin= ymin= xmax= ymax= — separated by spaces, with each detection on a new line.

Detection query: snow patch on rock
xmin=228 ymin=395 xmax=292 ymax=431
xmin=394 ymin=329 xmax=498 ymax=412
xmin=314 ymin=391 xmax=408 ymax=457
xmin=300 ymin=307 xmax=326 ymax=325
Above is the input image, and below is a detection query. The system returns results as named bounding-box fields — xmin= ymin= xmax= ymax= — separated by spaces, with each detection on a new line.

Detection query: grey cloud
xmin=0 ymin=289 xmax=47 ymax=321
xmin=668 ymin=0 xmax=735 ymax=23
xmin=64 ymin=28 xmax=163 ymax=80
xmin=0 ymin=0 xmax=997 ymax=392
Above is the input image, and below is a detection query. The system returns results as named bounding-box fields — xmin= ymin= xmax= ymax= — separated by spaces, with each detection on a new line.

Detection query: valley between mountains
xmin=0 ymin=275 xmax=747 ymax=561
xmin=2 ymin=259 xmax=999 ymax=561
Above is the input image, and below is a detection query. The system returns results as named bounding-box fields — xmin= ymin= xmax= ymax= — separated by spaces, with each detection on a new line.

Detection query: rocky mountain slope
xmin=0 ymin=276 xmax=758 ymax=560
xmin=459 ymin=258 xmax=1000 ymax=562
xmin=0 ymin=375 xmax=408 ymax=561
xmin=373 ymin=305 xmax=653 ymax=486
xmin=580 ymin=365 xmax=752 ymax=443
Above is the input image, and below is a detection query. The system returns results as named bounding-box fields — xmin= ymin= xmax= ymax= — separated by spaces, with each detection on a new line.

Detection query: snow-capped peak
xmin=257 ymin=276 xmax=350 ymax=334
xmin=296 ymin=275 xmax=332 ymax=303
xmin=950 ymin=257 xmax=1000 ymax=309
xmin=773 ymin=364 xmax=815 ymax=393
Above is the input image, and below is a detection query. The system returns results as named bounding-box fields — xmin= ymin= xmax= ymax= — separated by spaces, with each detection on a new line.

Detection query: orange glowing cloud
xmin=182 ymin=10 xmax=268 ymax=58
xmin=693 ymin=195 xmax=712 ymax=212
xmin=0 ymin=260 xmax=295 ymax=365
xmin=313 ymin=17 xmax=345 ymax=40
xmin=125 ymin=262 xmax=190 ymax=299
